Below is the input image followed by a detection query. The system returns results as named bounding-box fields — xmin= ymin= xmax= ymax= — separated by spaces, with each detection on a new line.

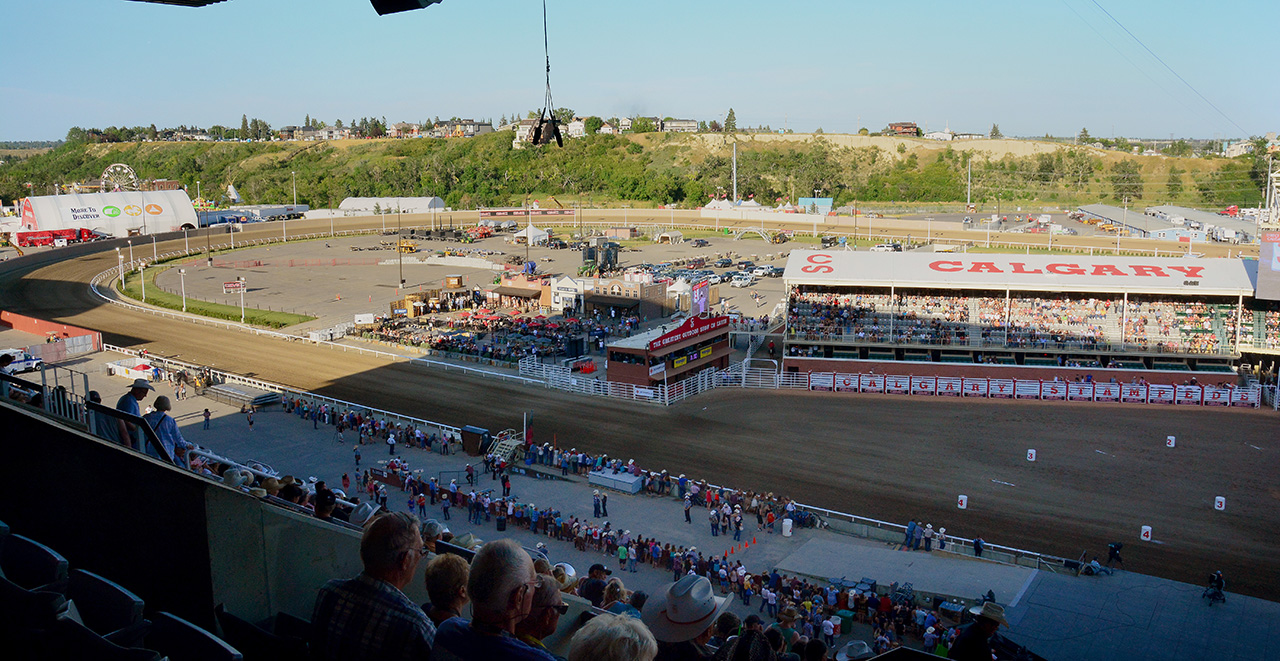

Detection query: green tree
xmin=335 ymin=119 xmax=343 ymax=128
xmin=1109 ymin=160 xmax=1143 ymax=200
xmin=989 ymin=124 xmax=1002 ymax=139
xmin=1078 ymin=127 xmax=1092 ymax=143
xmin=1164 ymin=139 xmax=1192 ymax=157
xmin=725 ymin=108 xmax=737 ymax=132
xmin=553 ymin=107 xmax=575 ymax=125
xmin=584 ymin=117 xmax=603 ymax=135
xmin=304 ymin=114 xmax=311 ymax=129
xmin=1114 ymin=137 xmax=1132 ymax=153
xmin=241 ymin=115 xmax=249 ymax=138
xmin=630 ymin=117 xmax=657 ymax=133
xmin=1166 ymin=165 xmax=1184 ymax=198
xmin=858 ymin=127 xmax=869 ymax=136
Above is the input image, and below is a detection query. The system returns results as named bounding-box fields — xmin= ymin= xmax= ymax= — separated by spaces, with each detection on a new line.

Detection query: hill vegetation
xmin=0 ymin=132 xmax=1269 ymax=211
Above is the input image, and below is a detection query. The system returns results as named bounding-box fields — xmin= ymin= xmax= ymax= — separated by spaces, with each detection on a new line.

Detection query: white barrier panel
xmin=1175 ymin=385 xmax=1203 ymax=405
xmin=963 ymin=378 xmax=989 ymax=397
xmin=1122 ymin=384 xmax=1148 ymax=404
xmin=1041 ymin=382 xmax=1067 ymax=401
xmin=1094 ymin=383 xmax=1120 ymax=402
xmin=989 ymin=379 xmax=1014 ymax=399
xmin=910 ymin=376 xmax=936 ymax=395
xmin=957 ymin=494 xmax=968 ymax=509
xmin=1214 ymin=496 xmax=1226 ymax=511
xmin=810 ymin=372 xmax=834 ymax=392
xmin=1140 ymin=525 xmax=1152 ymax=541
xmin=1027 ymin=449 xmax=1037 ymax=461
xmin=886 ymin=375 xmax=910 ymax=394
xmin=860 ymin=374 xmax=884 ymax=393
xmin=1148 ymin=384 xmax=1175 ymax=404
xmin=1014 ymin=380 xmax=1042 ymax=399
xmin=835 ymin=374 xmax=859 ymax=392
xmin=936 ymin=376 xmax=962 ymax=396
xmin=1203 ymin=387 xmax=1231 ymax=406
xmin=1067 ymin=382 xmax=1095 ymax=401
xmin=1231 ymin=386 xmax=1260 ymax=408
xmin=1166 ymin=435 xmax=1176 ymax=447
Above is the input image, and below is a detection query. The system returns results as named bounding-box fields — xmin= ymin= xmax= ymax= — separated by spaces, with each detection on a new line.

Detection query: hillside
xmin=0 ymin=131 xmax=1266 ymax=211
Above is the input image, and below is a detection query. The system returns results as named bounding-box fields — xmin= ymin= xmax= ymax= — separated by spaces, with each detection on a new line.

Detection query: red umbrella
xmin=565 ymin=317 xmax=579 ymax=323
xmin=457 ymin=311 xmax=472 ymax=317
xmin=546 ymin=323 xmax=560 ymax=329
xmin=507 ymin=309 xmax=521 ymax=316
xmin=478 ymin=308 xmax=493 ymax=314
xmin=535 ymin=315 xmax=547 ymax=319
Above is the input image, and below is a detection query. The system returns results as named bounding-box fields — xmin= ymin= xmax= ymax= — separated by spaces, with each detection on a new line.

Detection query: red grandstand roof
xmin=782 ymin=249 xmax=1257 ymax=297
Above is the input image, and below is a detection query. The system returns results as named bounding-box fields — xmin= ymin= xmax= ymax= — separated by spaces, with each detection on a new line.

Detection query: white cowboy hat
xmin=835 ymin=640 xmax=874 ymax=661
xmin=968 ymin=601 xmax=1010 ymax=627
xmin=130 ymin=378 xmax=155 ymax=391
xmin=641 ymin=575 xmax=733 ymax=643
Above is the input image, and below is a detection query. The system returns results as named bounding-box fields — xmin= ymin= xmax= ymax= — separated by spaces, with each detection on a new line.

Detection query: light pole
xmin=127 ymin=239 xmax=133 ymax=265
xmin=196 ymin=180 xmax=201 ymax=202
xmin=291 ymin=171 xmax=297 ymax=206
xmin=813 ymin=188 xmax=821 ymax=237
xmin=183 ymin=228 xmax=189 ymax=254
xmin=116 ymin=248 xmax=123 ymax=290
xmin=927 ymin=217 xmax=933 ymax=243
xmin=178 ymin=268 xmax=187 ymax=312
xmin=1119 ymin=196 xmax=1129 ymax=253
xmin=237 ymin=276 xmax=246 ymax=323
xmin=152 ymin=234 xmax=158 ymax=260
xmin=140 ymin=262 xmax=147 ymax=302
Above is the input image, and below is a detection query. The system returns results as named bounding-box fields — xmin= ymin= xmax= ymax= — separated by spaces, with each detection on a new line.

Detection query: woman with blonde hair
xmin=568 ymin=613 xmax=657 ymax=661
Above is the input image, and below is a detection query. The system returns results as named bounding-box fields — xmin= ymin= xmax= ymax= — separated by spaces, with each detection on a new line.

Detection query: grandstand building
xmin=781 ymin=249 xmax=1280 ymax=379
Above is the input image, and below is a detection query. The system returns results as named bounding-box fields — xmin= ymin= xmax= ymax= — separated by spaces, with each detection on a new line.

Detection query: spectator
xmin=802 ymin=639 xmax=827 ymax=661
xmin=431 ymin=538 xmax=555 ymax=660
xmin=314 ymin=488 xmax=338 ymax=522
xmin=947 ymin=602 xmax=1008 ymax=660
xmin=709 ymin=611 xmax=741 ymax=648
xmin=141 ymin=395 xmax=193 ymax=467
xmin=311 ymin=512 xmax=436 ymax=661
xmin=577 ymin=563 xmax=612 ymax=608
xmin=643 ymin=575 xmax=733 ymax=661
xmin=605 ymin=590 xmax=646 ymax=619
xmin=711 ymin=630 xmax=775 ymax=661
xmin=568 ymin=613 xmax=658 ymax=661
xmin=103 ymin=378 xmax=154 ymax=450
xmin=514 ymin=575 xmax=568 ymax=658
xmin=424 ymin=554 xmax=470 ymax=628
xmin=422 ymin=519 xmax=444 ymax=557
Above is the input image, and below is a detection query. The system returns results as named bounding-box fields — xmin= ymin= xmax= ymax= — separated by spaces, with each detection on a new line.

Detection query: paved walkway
xmin=63 ymin=350 xmax=1280 ymax=660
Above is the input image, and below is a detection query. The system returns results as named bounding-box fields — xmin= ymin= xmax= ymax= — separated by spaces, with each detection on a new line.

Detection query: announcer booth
xmin=606 ymin=315 xmax=731 ymax=386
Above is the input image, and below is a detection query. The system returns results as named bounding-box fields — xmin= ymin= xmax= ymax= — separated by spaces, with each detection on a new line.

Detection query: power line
xmin=1088 ymin=0 xmax=1248 ymax=135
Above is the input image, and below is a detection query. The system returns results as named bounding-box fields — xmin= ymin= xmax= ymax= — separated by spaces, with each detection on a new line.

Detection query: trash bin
xmin=782 ymin=518 xmax=793 ymax=537
xmin=836 ymin=610 xmax=854 ymax=635
xmin=497 ymin=517 xmax=507 ymax=532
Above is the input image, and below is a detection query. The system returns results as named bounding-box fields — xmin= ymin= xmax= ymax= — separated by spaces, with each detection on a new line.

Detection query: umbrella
xmin=565 ymin=317 xmax=579 ymax=323
xmin=478 ymin=308 xmax=493 ymax=314
xmin=507 ymin=309 xmax=521 ymax=316
xmin=546 ymin=323 xmax=560 ymax=329
xmin=457 ymin=311 xmax=472 ymax=317
xmin=535 ymin=314 xmax=547 ymax=319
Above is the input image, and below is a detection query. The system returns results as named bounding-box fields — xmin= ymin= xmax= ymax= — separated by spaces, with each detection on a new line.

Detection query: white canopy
xmin=514 ymin=225 xmax=549 ymax=244
xmin=17 ymin=191 xmax=198 ymax=237
xmin=338 ymin=196 xmax=445 ymax=214
xmin=657 ymin=230 xmax=684 ymax=244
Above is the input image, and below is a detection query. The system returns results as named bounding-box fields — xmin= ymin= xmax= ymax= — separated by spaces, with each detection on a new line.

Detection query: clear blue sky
xmin=2 ymin=0 xmax=1275 ymax=141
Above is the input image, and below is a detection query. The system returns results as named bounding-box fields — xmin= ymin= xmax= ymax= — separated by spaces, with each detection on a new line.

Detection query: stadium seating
xmin=48 ymin=617 xmax=162 ymax=661
xmin=213 ymin=604 xmax=309 ymax=661
xmin=1 ymin=534 xmax=69 ymax=593
xmin=146 ymin=612 xmax=244 ymax=661
xmin=67 ymin=568 xmax=150 ymax=646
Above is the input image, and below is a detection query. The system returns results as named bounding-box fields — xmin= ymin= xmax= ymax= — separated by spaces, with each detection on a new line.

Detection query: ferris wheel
xmin=102 ymin=163 xmax=141 ymax=192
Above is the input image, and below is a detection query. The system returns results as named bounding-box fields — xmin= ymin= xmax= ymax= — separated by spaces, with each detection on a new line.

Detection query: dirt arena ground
xmin=2 ymin=221 xmax=1276 ymax=600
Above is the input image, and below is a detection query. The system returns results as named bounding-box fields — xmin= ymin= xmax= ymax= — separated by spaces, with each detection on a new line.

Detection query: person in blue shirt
xmin=431 ymin=539 xmax=555 ymax=661
xmin=142 ymin=396 xmax=193 ymax=466
xmin=102 ymin=378 xmax=153 ymax=450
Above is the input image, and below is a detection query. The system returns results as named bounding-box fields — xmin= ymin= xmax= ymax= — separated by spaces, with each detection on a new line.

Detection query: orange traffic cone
xmin=745 ymin=541 xmax=750 ymax=549
xmin=753 ymin=537 xmax=757 ymax=545
xmin=730 ymin=546 xmax=734 ymax=554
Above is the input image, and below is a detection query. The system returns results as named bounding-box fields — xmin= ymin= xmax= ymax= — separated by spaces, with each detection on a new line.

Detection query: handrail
xmin=84 ymin=399 xmax=172 ymax=464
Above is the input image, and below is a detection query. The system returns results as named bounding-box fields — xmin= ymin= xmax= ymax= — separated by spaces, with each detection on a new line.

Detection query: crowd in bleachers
xmin=357 ymin=311 xmax=645 ymax=363
xmin=1241 ymin=305 xmax=1280 ymax=351
xmin=787 ymin=287 xmax=1241 ymax=355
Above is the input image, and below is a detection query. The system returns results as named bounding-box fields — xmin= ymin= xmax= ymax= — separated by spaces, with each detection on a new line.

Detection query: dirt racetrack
xmin=2 ymin=221 xmax=1277 ymax=600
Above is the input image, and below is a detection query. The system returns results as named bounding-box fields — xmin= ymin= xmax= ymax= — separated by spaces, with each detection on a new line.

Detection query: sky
xmin=2 ymin=0 xmax=1276 ymax=141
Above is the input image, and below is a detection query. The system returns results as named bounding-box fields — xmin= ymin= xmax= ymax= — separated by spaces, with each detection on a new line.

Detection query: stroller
xmin=1202 ymin=572 xmax=1226 ymax=606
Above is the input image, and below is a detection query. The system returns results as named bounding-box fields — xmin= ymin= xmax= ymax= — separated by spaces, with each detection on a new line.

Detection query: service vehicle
xmin=1 ymin=349 xmax=43 ymax=373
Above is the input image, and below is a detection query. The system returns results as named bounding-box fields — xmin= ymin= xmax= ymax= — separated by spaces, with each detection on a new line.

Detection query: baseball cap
xmin=589 ymin=563 xmax=612 ymax=575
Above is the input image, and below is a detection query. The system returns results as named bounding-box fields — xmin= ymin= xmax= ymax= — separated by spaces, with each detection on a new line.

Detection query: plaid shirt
xmin=312 ymin=573 xmax=436 ymax=661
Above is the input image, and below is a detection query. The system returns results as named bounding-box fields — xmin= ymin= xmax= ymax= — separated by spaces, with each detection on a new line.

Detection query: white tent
xmin=704 ymin=199 xmax=735 ymax=211
xmin=17 ymin=191 xmax=199 ymax=237
xmin=514 ymin=225 xmax=549 ymax=245
xmin=656 ymin=230 xmax=684 ymax=244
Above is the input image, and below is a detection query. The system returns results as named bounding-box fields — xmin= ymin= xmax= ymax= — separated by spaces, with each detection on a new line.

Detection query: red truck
xmin=15 ymin=227 xmax=102 ymax=247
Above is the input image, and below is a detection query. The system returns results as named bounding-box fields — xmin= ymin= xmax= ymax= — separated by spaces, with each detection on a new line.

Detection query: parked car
xmin=737 ymin=260 xmax=755 ymax=270
xmin=691 ymin=239 xmax=710 ymax=248
xmin=751 ymin=266 xmax=772 ymax=277
xmin=870 ymin=244 xmax=895 ymax=252
xmin=714 ymin=258 xmax=733 ymax=268
xmin=731 ymin=275 xmax=754 ymax=288
xmin=765 ymin=266 xmax=784 ymax=277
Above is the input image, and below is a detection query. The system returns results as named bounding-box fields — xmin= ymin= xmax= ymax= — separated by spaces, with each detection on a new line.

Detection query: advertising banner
xmin=1094 ymin=383 xmax=1120 ymax=402
xmin=962 ymin=378 xmax=989 ymax=397
xmin=672 ymin=356 xmax=687 ymax=369
xmin=834 ymin=374 xmax=859 ymax=392
xmin=648 ymin=315 xmax=729 ymax=351
xmin=910 ymin=376 xmax=936 ymax=395
xmin=1041 ymin=382 xmax=1067 ymax=400
xmin=989 ymin=379 xmax=1014 ymax=398
xmin=648 ymin=363 xmax=666 ymax=377
xmin=860 ymin=374 xmax=884 ymax=393
xmin=936 ymin=376 xmax=962 ymax=396
xmin=1148 ymin=384 xmax=1175 ymax=404
xmin=1015 ymin=380 xmax=1042 ymax=399
xmin=1202 ymin=387 xmax=1231 ymax=406
xmin=810 ymin=372 xmax=834 ymax=391
xmin=1231 ymin=386 xmax=1260 ymax=408
xmin=691 ymin=280 xmax=710 ymax=316
xmin=1174 ymin=385 xmax=1203 ymax=405
xmin=1121 ymin=385 xmax=1148 ymax=404
xmin=1067 ymin=382 xmax=1095 ymax=401
xmin=885 ymin=375 xmax=909 ymax=394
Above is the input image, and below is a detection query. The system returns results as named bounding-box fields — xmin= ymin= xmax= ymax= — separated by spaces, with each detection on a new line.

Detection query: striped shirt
xmin=311 ymin=573 xmax=435 ymax=661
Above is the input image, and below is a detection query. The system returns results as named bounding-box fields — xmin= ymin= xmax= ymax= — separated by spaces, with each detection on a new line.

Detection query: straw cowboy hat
xmin=968 ymin=602 xmax=1010 ymax=627
xmin=222 ymin=468 xmax=252 ymax=489
xmin=260 ymin=477 xmax=285 ymax=495
xmin=776 ymin=606 xmax=800 ymax=623
xmin=642 ymin=575 xmax=734 ymax=644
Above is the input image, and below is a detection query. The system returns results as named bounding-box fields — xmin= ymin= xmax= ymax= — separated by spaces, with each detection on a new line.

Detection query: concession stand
xmin=606 ymin=314 xmax=731 ymax=386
